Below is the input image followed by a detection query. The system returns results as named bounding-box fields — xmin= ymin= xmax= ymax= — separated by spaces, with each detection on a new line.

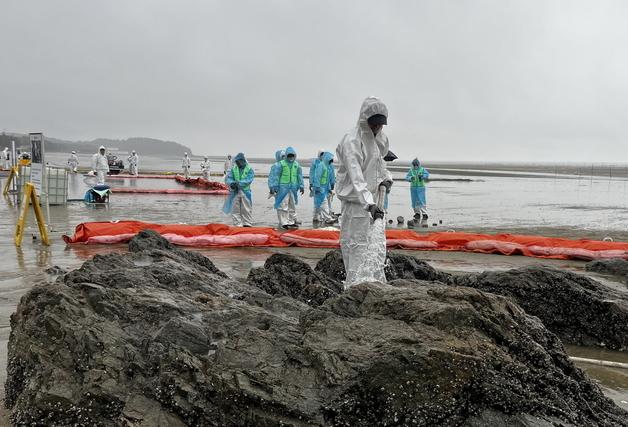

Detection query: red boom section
xmin=62 ymin=221 xmax=628 ymax=261
xmin=110 ymin=188 xmax=229 ymax=195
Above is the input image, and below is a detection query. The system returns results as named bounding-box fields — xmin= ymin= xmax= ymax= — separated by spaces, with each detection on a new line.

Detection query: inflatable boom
xmin=62 ymin=221 xmax=628 ymax=261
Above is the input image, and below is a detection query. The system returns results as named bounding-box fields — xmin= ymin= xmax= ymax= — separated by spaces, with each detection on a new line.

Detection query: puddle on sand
xmin=565 ymin=345 xmax=628 ymax=410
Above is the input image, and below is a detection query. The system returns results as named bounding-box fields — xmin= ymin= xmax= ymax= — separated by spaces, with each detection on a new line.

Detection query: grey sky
xmin=2 ymin=0 xmax=627 ymax=162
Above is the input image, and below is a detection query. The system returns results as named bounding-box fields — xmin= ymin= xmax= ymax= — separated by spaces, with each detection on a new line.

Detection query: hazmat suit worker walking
xmin=2 ymin=147 xmax=9 ymax=170
xmin=200 ymin=156 xmax=211 ymax=180
xmin=223 ymin=154 xmax=232 ymax=176
xmin=182 ymin=152 xmax=191 ymax=179
xmin=91 ymin=146 xmax=110 ymax=185
xmin=335 ymin=97 xmax=393 ymax=285
xmin=270 ymin=147 xmax=304 ymax=229
xmin=312 ymin=152 xmax=337 ymax=224
xmin=67 ymin=151 xmax=79 ymax=173
xmin=406 ymin=158 xmax=430 ymax=220
xmin=127 ymin=150 xmax=139 ymax=176
xmin=223 ymin=152 xmax=254 ymax=227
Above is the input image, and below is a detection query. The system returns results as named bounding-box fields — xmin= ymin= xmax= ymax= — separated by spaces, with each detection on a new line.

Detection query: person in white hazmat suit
xmin=335 ymin=97 xmax=393 ymax=285
xmin=91 ymin=146 xmax=110 ymax=185
xmin=200 ymin=156 xmax=211 ymax=180
xmin=223 ymin=154 xmax=232 ymax=176
xmin=182 ymin=152 xmax=191 ymax=179
xmin=127 ymin=150 xmax=139 ymax=176
xmin=2 ymin=147 xmax=11 ymax=170
xmin=67 ymin=151 xmax=79 ymax=173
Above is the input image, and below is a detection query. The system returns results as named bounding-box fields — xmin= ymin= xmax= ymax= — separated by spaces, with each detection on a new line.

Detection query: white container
xmin=17 ymin=165 xmax=68 ymax=205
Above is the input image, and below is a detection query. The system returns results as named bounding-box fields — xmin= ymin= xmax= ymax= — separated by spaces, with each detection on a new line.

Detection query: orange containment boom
xmin=109 ymin=188 xmax=229 ymax=195
xmin=62 ymin=221 xmax=628 ymax=261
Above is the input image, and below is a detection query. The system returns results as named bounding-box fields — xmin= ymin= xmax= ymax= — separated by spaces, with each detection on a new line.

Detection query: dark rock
xmin=5 ymin=235 xmax=627 ymax=426
xmin=45 ymin=265 xmax=68 ymax=276
xmin=128 ymin=228 xmax=176 ymax=252
xmin=314 ymin=249 xmax=347 ymax=282
xmin=451 ymin=266 xmax=628 ymax=351
xmin=586 ymin=258 xmax=628 ymax=283
xmin=315 ymin=249 xmax=450 ymax=283
xmin=385 ymin=252 xmax=451 ymax=282
xmin=247 ymin=253 xmax=343 ymax=306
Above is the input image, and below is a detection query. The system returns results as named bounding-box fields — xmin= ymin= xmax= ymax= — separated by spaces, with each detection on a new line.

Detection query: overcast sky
xmin=2 ymin=0 xmax=627 ymax=162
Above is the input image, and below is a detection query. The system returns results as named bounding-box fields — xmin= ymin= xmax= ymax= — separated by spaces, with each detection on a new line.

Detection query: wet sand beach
xmin=1 ymin=161 xmax=627 ymax=422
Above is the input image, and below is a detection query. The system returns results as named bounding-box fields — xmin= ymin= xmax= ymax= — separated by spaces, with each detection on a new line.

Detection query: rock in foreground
xmin=452 ymin=266 xmax=628 ymax=351
xmin=586 ymin=258 xmax=628 ymax=283
xmin=247 ymin=253 xmax=343 ymax=306
xmin=318 ymin=250 xmax=628 ymax=352
xmin=5 ymin=233 xmax=627 ymax=426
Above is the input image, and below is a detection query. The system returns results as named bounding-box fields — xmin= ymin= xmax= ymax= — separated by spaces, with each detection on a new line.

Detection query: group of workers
xmin=68 ymin=147 xmax=139 ymax=181
xmin=221 ymin=97 xmax=430 ymax=284
xmin=69 ymin=97 xmax=425 ymax=285
xmin=221 ymin=146 xmax=339 ymax=229
xmin=183 ymin=153 xmax=233 ymax=180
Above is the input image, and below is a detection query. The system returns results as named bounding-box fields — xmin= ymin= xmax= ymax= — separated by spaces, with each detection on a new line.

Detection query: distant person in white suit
xmin=127 ymin=150 xmax=139 ymax=176
xmin=182 ymin=152 xmax=191 ymax=179
xmin=91 ymin=146 xmax=109 ymax=185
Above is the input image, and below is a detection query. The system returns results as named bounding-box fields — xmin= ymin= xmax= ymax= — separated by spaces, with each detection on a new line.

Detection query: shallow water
xmin=1 ymin=161 xmax=628 ymax=411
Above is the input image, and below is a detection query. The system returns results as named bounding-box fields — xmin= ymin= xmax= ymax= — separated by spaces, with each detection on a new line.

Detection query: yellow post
xmin=2 ymin=166 xmax=18 ymax=196
xmin=14 ymin=183 xmax=50 ymax=246
xmin=31 ymin=188 xmax=50 ymax=246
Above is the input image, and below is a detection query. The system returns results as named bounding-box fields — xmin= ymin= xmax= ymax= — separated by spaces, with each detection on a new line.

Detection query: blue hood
xmin=234 ymin=152 xmax=247 ymax=164
xmin=285 ymin=146 xmax=297 ymax=161
xmin=322 ymin=151 xmax=334 ymax=164
xmin=412 ymin=158 xmax=420 ymax=167
xmin=275 ymin=150 xmax=285 ymax=162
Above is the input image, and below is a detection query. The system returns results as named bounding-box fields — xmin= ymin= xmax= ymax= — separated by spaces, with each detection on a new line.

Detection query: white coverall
xmin=128 ymin=153 xmax=139 ymax=176
xmin=67 ymin=153 xmax=79 ymax=172
xmin=2 ymin=148 xmax=9 ymax=170
xmin=91 ymin=152 xmax=110 ymax=185
xmin=335 ymin=97 xmax=392 ymax=285
xmin=182 ymin=155 xmax=191 ymax=179
xmin=200 ymin=159 xmax=211 ymax=180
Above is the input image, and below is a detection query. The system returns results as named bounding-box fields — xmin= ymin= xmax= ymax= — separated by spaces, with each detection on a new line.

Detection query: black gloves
xmin=380 ymin=179 xmax=393 ymax=193
xmin=368 ymin=204 xmax=385 ymax=220
xmin=230 ymin=182 xmax=239 ymax=191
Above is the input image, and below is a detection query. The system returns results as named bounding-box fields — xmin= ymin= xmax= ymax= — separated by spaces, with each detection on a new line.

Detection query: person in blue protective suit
xmin=405 ymin=158 xmax=430 ymax=220
xmin=223 ymin=152 xmax=255 ymax=227
xmin=270 ymin=146 xmax=304 ymax=229
xmin=312 ymin=151 xmax=337 ymax=224
xmin=268 ymin=149 xmax=288 ymax=226
xmin=327 ymin=155 xmax=336 ymax=216
xmin=308 ymin=151 xmax=324 ymax=197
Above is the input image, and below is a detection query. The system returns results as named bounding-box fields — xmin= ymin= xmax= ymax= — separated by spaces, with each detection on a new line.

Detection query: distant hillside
xmin=0 ymin=132 xmax=192 ymax=156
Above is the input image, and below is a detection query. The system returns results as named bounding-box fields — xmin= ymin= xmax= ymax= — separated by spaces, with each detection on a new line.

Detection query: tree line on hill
xmin=0 ymin=132 xmax=192 ymax=156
